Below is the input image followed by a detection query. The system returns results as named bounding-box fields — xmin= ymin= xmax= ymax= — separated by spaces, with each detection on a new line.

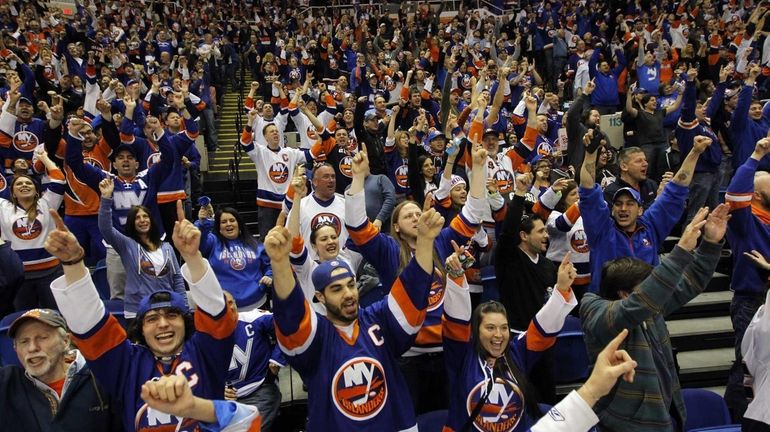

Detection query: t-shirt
xmin=47 ymin=378 xmax=65 ymax=397
xmin=634 ymin=109 xmax=666 ymax=146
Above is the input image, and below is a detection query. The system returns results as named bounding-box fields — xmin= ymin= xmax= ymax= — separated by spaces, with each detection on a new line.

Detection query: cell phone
xmin=586 ymin=128 xmax=603 ymax=154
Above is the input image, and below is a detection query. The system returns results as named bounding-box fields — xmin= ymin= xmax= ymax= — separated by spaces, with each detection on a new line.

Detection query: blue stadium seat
xmin=92 ymin=259 xmax=110 ymax=300
xmin=416 ymin=409 xmax=447 ymax=432
xmin=552 ymin=321 xmax=590 ymax=383
xmin=480 ymin=265 xmax=499 ymax=302
xmin=104 ymin=299 xmax=127 ymax=329
xmin=0 ymin=311 xmax=27 ymax=367
xmin=687 ymin=426 xmax=742 ymax=432
xmin=682 ymin=388 xmax=732 ymax=431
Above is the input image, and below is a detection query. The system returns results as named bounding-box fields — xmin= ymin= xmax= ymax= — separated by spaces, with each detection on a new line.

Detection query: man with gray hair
xmin=0 ymin=308 xmax=121 ymax=431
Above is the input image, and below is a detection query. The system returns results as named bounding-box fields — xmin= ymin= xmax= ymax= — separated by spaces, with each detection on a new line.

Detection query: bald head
xmin=755 ymin=171 xmax=770 ymax=208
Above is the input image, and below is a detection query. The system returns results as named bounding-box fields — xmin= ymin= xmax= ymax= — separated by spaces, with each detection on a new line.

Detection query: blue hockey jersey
xmin=442 ymin=274 xmax=577 ymax=432
xmin=274 ymin=259 xmax=432 ymax=431
xmin=227 ymin=309 xmax=286 ymax=397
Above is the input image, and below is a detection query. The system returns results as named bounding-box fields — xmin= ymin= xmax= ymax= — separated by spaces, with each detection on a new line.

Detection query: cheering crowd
xmin=1 ymin=0 xmax=770 ymax=431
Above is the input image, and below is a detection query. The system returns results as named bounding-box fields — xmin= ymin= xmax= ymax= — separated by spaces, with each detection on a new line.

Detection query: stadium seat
xmin=682 ymin=388 xmax=732 ymax=431
xmin=92 ymin=259 xmax=110 ymax=300
xmin=480 ymin=265 xmax=499 ymax=302
xmin=104 ymin=299 xmax=127 ymax=329
xmin=687 ymin=426 xmax=742 ymax=432
xmin=416 ymin=409 xmax=447 ymax=432
xmin=552 ymin=319 xmax=590 ymax=383
xmin=0 ymin=310 xmax=27 ymax=367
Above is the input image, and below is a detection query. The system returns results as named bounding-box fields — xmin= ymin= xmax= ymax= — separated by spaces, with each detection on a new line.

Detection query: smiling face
xmin=450 ymin=183 xmax=467 ymax=206
xmin=142 ymin=308 xmax=186 ymax=357
xmin=14 ymin=321 xmax=69 ymax=383
xmin=133 ymin=208 xmax=152 ymax=235
xmin=312 ymin=165 xmax=336 ymax=200
xmin=521 ymin=218 xmax=549 ymax=254
xmin=478 ymin=311 xmax=509 ymax=360
xmin=750 ymin=102 xmax=763 ymax=120
xmin=311 ymin=225 xmax=339 ymax=261
xmin=421 ymin=157 xmax=436 ymax=179
xmin=219 ymin=212 xmax=239 ymax=240
xmin=316 ymin=269 xmax=359 ymax=325
xmin=12 ymin=176 xmax=36 ymax=201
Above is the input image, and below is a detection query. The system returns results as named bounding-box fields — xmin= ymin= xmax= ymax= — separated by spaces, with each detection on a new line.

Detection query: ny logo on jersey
xmin=339 ymin=156 xmax=353 ymax=178
xmin=395 ymin=164 xmax=409 ymax=188
xmin=13 ymin=130 xmax=39 ymax=152
xmin=0 ymin=175 xmax=6 ymax=193
xmin=228 ymin=335 xmax=254 ymax=383
xmin=13 ymin=216 xmax=43 ymax=241
xmin=332 ymin=357 xmax=388 ymax=421
xmin=147 ymin=153 xmax=161 ymax=169
xmin=570 ymin=229 xmax=589 ymax=254
xmin=83 ymin=157 xmax=106 ymax=170
xmin=427 ymin=272 xmax=445 ymax=312
xmin=268 ymin=162 xmax=289 ymax=184
xmin=466 ymin=378 xmax=525 ymax=432
xmin=136 ymin=361 xmax=199 ymax=430
xmin=311 ymin=213 xmax=342 ymax=235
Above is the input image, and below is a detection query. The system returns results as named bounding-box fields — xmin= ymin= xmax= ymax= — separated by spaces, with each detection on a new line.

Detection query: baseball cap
xmin=426 ymin=129 xmax=446 ymax=142
xmin=483 ymin=128 xmax=498 ymax=138
xmin=17 ymin=96 xmax=34 ymax=106
xmin=136 ymin=290 xmax=190 ymax=319
xmin=9 ymin=309 xmax=68 ymax=338
xmin=312 ymin=260 xmax=354 ymax=296
xmin=364 ymin=109 xmax=378 ymax=120
xmin=110 ymin=143 xmax=138 ymax=161
xmin=612 ymin=187 xmax=643 ymax=204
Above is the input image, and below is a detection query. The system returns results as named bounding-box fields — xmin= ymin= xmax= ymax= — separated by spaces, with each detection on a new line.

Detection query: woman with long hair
xmin=442 ymin=245 xmax=577 ymax=431
xmin=384 ymin=105 xmax=412 ymax=200
xmin=346 ymin=139 xmax=488 ymax=415
xmin=286 ymin=171 xmax=361 ymax=312
xmin=98 ymin=177 xmax=186 ymax=321
xmin=0 ymin=149 xmax=65 ymax=309
xmin=196 ymin=203 xmax=272 ymax=311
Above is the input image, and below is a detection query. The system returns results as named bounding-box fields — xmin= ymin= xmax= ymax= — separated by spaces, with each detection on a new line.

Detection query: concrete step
xmin=677 ymin=347 xmax=733 ymax=388
xmin=670 ymin=291 xmax=733 ymax=320
xmin=668 ymin=316 xmax=734 ymax=351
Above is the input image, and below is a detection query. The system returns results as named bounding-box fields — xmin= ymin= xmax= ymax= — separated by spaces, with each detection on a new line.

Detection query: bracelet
xmin=60 ymin=248 xmax=86 ymax=266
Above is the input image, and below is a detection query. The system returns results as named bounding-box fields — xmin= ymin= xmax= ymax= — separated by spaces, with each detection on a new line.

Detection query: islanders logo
xmin=140 ymin=256 xmax=169 ymax=277
xmin=268 ymin=162 xmax=289 ymax=184
xmin=493 ymin=169 xmax=514 ymax=194
xmin=311 ymin=213 xmax=342 ymax=235
xmin=13 ymin=217 xmax=43 ymax=240
xmin=13 ymin=130 xmax=39 ymax=152
xmin=339 ymin=155 xmax=353 ymax=178
xmin=332 ymin=357 xmax=388 ymax=421
xmin=395 ymin=164 xmax=409 ymax=188
xmin=147 ymin=152 xmax=161 ymax=169
xmin=0 ymin=175 xmax=5 ymax=193
xmin=83 ymin=156 xmax=105 ymax=170
xmin=427 ymin=271 xmax=445 ymax=312
xmin=570 ymin=229 xmax=590 ymax=254
xmin=466 ymin=378 xmax=525 ymax=431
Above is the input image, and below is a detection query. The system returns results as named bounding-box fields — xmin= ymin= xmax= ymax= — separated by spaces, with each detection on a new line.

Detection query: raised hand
xmin=264 ymin=226 xmax=293 ymax=262
xmin=44 ymin=210 xmax=85 ymax=263
xmin=472 ymin=142 xmax=488 ymax=165
xmin=140 ymin=375 xmax=198 ymax=421
xmin=678 ymin=207 xmax=708 ymax=252
xmin=68 ymin=117 xmax=85 ymax=136
xmin=291 ymin=167 xmax=308 ymax=199
xmin=754 ymin=135 xmax=770 ymax=159
xmin=99 ymin=177 xmax=114 ymax=198
xmin=524 ymin=94 xmax=538 ymax=112
xmin=515 ymin=172 xmax=533 ymax=194
xmin=246 ymin=108 xmax=259 ymax=125
xmin=584 ymin=79 xmax=596 ymax=95
xmin=351 ymin=149 xmax=369 ymax=177
xmin=578 ymin=329 xmax=637 ymax=406
xmin=551 ymin=178 xmax=570 ymax=193
xmin=702 ymin=203 xmax=730 ymax=243
xmin=555 ymin=252 xmax=576 ymax=292
xmin=172 ymin=200 xmax=200 ymax=260
xmin=692 ymin=135 xmax=713 ymax=154
xmin=417 ymin=208 xmax=445 ymax=240
xmin=744 ymin=250 xmax=770 ymax=270
xmin=445 ymin=239 xmax=467 ymax=278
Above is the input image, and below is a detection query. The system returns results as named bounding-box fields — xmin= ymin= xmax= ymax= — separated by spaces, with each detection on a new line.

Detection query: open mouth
xmin=155 ymin=332 xmax=175 ymax=343
xmin=342 ymin=300 xmax=357 ymax=315
xmin=326 ymin=244 xmax=337 ymax=254
xmin=26 ymin=356 xmax=45 ymax=367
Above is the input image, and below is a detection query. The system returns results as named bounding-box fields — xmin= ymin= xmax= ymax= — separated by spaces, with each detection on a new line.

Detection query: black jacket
xmin=0 ymin=354 xmax=122 ymax=432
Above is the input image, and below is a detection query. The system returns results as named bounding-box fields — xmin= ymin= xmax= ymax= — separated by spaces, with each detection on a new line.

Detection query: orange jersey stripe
xmin=525 ymin=320 xmax=556 ymax=352
xmin=72 ymin=315 xmax=127 ymax=360
xmin=449 ymin=215 xmax=476 ymax=239
xmin=275 ymin=300 xmax=314 ymax=350
xmin=390 ymin=278 xmax=426 ymax=328
xmin=348 ymin=222 xmax=379 ymax=246
xmin=414 ymin=323 xmax=442 ymax=346
xmin=194 ymin=301 xmax=238 ymax=340
xmin=442 ymin=316 xmax=471 ymax=342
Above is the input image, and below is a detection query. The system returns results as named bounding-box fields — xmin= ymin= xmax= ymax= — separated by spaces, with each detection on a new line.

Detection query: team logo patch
xmin=307 ymin=126 xmax=319 ymax=141
xmin=427 ymin=272 xmax=445 ymax=311
xmin=269 ymin=162 xmax=289 ymax=184
xmin=537 ymin=141 xmax=553 ymax=157
xmin=311 ymin=213 xmax=342 ymax=234
xmin=13 ymin=217 xmax=43 ymax=240
xmin=13 ymin=130 xmax=39 ymax=152
xmin=83 ymin=156 xmax=105 ymax=170
xmin=140 ymin=257 xmax=169 ymax=277
xmin=147 ymin=153 xmax=161 ymax=169
xmin=332 ymin=357 xmax=388 ymax=421
xmin=642 ymin=238 xmax=651 ymax=247
xmin=339 ymin=156 xmax=353 ymax=178
xmin=493 ymin=170 xmax=514 ymax=194
xmin=0 ymin=175 xmax=5 ymax=193
xmin=570 ymin=229 xmax=589 ymax=254
xmin=466 ymin=378 xmax=525 ymax=431
xmin=395 ymin=164 xmax=409 ymax=188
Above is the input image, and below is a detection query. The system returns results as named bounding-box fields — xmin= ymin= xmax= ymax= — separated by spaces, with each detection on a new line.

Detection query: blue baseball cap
xmin=312 ymin=260 xmax=354 ymax=294
xmin=426 ymin=129 xmax=446 ymax=142
xmin=136 ymin=290 xmax=189 ymax=319
xmin=612 ymin=187 xmax=643 ymax=204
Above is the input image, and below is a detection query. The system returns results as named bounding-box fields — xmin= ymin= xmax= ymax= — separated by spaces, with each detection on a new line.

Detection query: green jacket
xmin=580 ymin=240 xmax=723 ymax=432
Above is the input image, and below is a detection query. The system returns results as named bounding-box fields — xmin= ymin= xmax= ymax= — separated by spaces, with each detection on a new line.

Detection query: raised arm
xmin=580 ymin=130 xmax=599 ymax=188
xmin=672 ymin=135 xmax=712 ymax=187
